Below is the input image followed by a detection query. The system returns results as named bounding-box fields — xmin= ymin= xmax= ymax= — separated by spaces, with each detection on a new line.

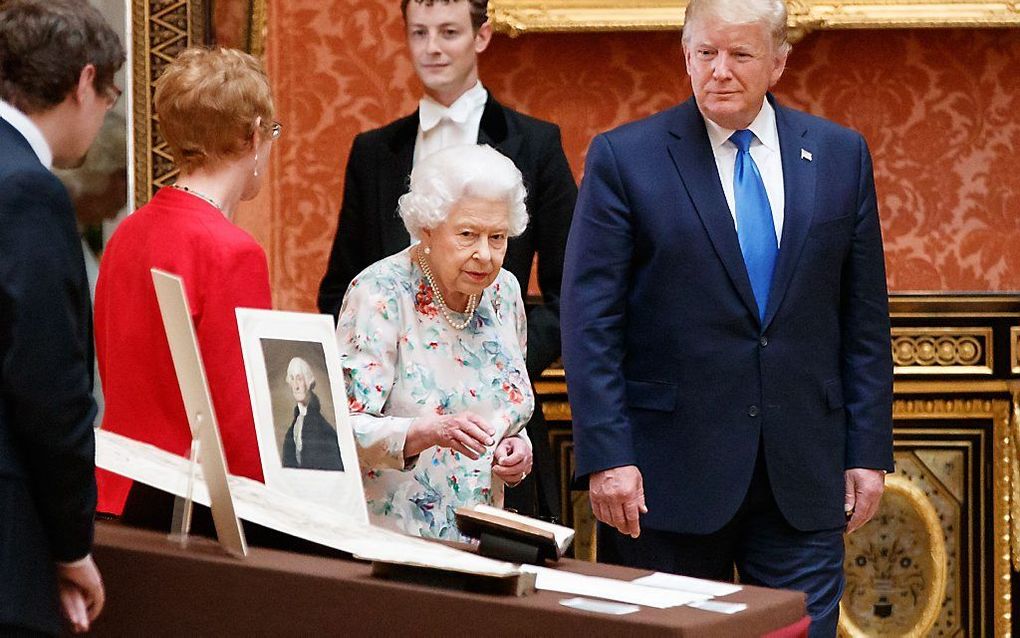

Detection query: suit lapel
xmin=477 ymin=95 xmax=522 ymax=161
xmin=762 ymin=100 xmax=816 ymax=331
xmin=667 ymin=99 xmax=759 ymax=322
xmin=382 ymin=114 xmax=416 ymax=253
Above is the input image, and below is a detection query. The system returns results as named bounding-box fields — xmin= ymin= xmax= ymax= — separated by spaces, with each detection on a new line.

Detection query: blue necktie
xmin=730 ymin=129 xmax=777 ymax=323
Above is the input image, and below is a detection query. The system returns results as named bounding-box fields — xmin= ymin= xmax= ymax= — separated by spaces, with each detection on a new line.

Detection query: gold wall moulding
xmin=891 ymin=398 xmax=1011 ymax=637
xmin=1011 ymin=326 xmax=1019 ymax=374
xmin=133 ymin=0 xmax=204 ymax=208
xmin=489 ymin=0 xmax=1020 ymax=37
xmin=891 ymin=327 xmax=993 ymax=375
xmin=134 ymin=0 xmax=269 ymax=209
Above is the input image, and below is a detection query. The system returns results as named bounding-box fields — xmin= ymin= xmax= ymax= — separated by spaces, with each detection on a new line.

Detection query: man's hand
xmin=56 ymin=555 xmax=104 ymax=633
xmin=589 ymin=465 xmax=648 ymax=538
xmin=844 ymin=468 xmax=885 ymax=534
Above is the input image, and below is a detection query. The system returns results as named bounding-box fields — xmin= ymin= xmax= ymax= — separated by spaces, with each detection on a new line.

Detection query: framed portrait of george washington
xmin=237 ymin=308 xmax=369 ymax=525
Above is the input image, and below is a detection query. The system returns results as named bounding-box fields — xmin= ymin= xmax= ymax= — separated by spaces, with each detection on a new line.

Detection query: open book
xmin=455 ymin=504 xmax=575 ymax=562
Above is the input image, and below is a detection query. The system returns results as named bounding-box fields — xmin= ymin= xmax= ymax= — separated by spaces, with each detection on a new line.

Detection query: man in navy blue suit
xmin=0 ymin=1 xmax=124 ymax=634
xmin=560 ymin=0 xmax=893 ymax=634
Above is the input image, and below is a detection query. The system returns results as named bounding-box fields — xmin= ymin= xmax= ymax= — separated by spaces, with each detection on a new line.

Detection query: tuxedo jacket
xmin=0 ymin=118 xmax=98 ymax=634
xmin=317 ymin=95 xmax=577 ymax=378
xmin=94 ymin=187 xmax=271 ymax=516
xmin=281 ymin=393 xmax=344 ymax=471
xmin=561 ymin=95 xmax=894 ymax=534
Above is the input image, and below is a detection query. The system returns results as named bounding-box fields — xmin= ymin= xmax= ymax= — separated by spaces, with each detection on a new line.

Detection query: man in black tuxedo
xmin=0 ymin=1 xmax=124 ymax=634
xmin=318 ymin=0 xmax=576 ymax=520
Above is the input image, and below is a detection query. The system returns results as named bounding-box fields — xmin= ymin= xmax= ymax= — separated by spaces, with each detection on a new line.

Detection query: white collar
xmin=296 ymin=402 xmax=309 ymax=417
xmin=418 ymin=81 xmax=487 ymax=132
xmin=703 ymin=98 xmax=779 ymax=154
xmin=0 ymin=99 xmax=54 ymax=169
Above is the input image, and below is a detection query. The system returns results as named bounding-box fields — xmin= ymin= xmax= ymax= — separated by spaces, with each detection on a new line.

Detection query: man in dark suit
xmin=0 ymin=1 xmax=124 ymax=634
xmin=561 ymin=0 xmax=893 ymax=634
xmin=318 ymin=0 xmax=576 ymax=520
xmin=280 ymin=357 xmax=344 ymax=471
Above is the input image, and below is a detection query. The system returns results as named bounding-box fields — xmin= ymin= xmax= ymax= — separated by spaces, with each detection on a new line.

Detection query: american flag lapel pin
xmin=801 ymin=148 xmax=813 ymax=162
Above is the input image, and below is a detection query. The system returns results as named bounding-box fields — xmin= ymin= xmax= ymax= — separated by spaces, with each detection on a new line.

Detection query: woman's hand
xmin=405 ymin=412 xmax=495 ymax=459
xmin=492 ymin=436 xmax=532 ymax=486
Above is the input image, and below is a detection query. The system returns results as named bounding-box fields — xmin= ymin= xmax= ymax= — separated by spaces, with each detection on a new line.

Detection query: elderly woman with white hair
xmin=336 ymin=144 xmax=534 ymax=541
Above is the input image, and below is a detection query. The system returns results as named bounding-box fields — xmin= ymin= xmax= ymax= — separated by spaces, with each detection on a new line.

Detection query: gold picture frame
xmin=132 ymin=0 xmax=267 ymax=209
xmin=489 ymin=0 xmax=1020 ymax=37
xmin=839 ymin=473 xmax=948 ymax=637
xmin=1011 ymin=326 xmax=1020 ymax=374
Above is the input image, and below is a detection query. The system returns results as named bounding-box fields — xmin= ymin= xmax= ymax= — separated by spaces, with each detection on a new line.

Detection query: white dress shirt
xmin=413 ymin=81 xmax=487 ymax=166
xmin=703 ymin=99 xmax=785 ymax=247
xmin=0 ymin=99 xmax=53 ymax=169
xmin=292 ymin=402 xmax=308 ymax=465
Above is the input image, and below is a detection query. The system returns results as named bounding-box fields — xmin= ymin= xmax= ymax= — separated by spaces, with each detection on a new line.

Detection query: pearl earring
xmin=253 ymin=150 xmax=259 ymax=178
xmin=423 ymin=246 xmax=431 ymax=255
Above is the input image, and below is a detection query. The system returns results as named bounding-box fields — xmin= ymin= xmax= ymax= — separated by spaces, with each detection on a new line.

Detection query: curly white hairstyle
xmin=398 ymin=144 xmax=528 ymax=241
xmin=285 ymin=357 xmax=316 ymax=390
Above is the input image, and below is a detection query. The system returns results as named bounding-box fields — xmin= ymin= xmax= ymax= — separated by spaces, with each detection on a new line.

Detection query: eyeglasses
xmin=270 ymin=121 xmax=282 ymax=140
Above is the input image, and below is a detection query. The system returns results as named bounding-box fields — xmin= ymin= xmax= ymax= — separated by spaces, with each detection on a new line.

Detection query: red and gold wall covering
xmin=239 ymin=1 xmax=1020 ymax=311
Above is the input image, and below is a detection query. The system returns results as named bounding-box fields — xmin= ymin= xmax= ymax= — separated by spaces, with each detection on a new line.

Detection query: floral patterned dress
xmin=336 ymin=246 xmax=534 ymax=540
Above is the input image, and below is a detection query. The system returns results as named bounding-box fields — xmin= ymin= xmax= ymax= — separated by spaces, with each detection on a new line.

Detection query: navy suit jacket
xmin=0 ymin=118 xmax=98 ymax=633
xmin=561 ymin=95 xmax=894 ymax=535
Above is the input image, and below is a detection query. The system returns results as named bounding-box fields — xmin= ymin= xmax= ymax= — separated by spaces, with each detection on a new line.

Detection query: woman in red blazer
xmin=94 ymin=47 xmax=278 ymax=520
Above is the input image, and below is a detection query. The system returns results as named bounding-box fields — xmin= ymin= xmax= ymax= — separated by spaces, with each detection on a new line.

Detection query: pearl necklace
xmin=170 ymin=183 xmax=223 ymax=212
xmin=416 ymin=248 xmax=478 ymax=330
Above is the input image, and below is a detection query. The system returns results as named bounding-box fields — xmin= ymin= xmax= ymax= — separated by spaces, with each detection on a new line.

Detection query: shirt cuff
xmin=58 ymin=553 xmax=92 ymax=568
xmin=515 ymin=431 xmax=533 ymax=452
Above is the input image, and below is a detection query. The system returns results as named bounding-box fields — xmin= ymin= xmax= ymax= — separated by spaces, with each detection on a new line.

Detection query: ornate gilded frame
xmin=489 ymin=0 xmax=1020 ymax=37
xmin=889 ymin=398 xmax=1012 ymax=637
xmin=131 ymin=0 xmax=267 ymax=209
xmin=891 ymin=326 xmax=995 ymax=375
xmin=840 ymin=472 xmax=948 ymax=637
xmin=1011 ymin=326 xmax=1020 ymax=374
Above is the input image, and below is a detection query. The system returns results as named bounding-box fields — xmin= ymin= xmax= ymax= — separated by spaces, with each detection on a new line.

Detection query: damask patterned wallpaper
xmin=253 ymin=0 xmax=1020 ymax=311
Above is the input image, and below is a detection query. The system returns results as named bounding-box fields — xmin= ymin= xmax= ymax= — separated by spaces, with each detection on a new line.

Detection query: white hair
xmin=682 ymin=0 xmax=791 ymax=55
xmin=285 ymin=357 xmax=316 ymax=389
xmin=398 ymin=144 xmax=528 ymax=241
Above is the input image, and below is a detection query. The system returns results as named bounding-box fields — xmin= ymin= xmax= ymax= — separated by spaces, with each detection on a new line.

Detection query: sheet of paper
xmin=687 ymin=600 xmax=748 ymax=614
xmin=95 ymin=430 xmax=521 ymax=578
xmin=559 ymin=597 xmax=641 ymax=615
xmin=520 ymin=565 xmax=710 ymax=609
xmin=631 ymin=572 xmax=742 ymax=597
